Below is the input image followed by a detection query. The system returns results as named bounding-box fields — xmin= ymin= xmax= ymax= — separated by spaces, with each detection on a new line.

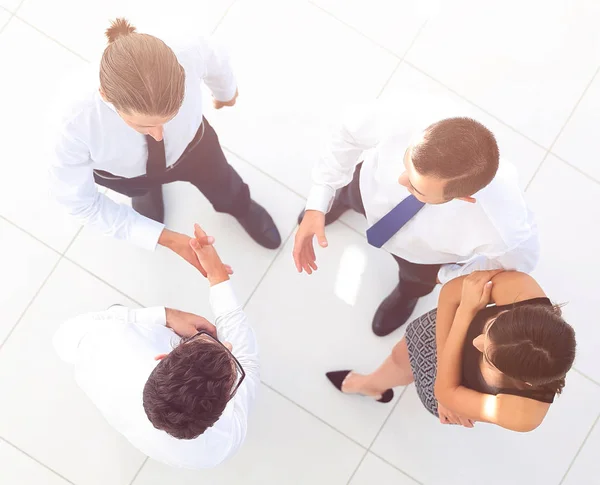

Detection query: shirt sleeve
xmin=48 ymin=127 xmax=164 ymax=251
xmin=193 ymin=36 xmax=237 ymax=102
xmin=208 ymin=280 xmax=260 ymax=462
xmin=130 ymin=307 xmax=167 ymax=326
xmin=437 ymin=232 xmax=541 ymax=284
xmin=306 ymin=102 xmax=386 ymax=213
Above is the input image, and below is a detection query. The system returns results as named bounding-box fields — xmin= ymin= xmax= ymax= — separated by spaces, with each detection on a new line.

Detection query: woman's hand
xmin=437 ymin=402 xmax=475 ymax=428
xmin=459 ymin=270 xmax=504 ymax=312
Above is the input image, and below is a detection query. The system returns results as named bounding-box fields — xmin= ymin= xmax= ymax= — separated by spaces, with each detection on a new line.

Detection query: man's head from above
xmin=98 ymin=17 xmax=185 ymax=142
xmin=143 ymin=333 xmax=238 ymax=439
xmin=399 ymin=117 xmax=500 ymax=205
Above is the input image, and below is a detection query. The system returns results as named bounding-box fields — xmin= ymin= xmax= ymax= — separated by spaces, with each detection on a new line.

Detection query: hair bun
xmin=105 ymin=18 xmax=136 ymax=44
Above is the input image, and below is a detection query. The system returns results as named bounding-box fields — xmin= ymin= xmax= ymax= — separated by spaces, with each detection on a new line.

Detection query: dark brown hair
xmin=143 ymin=339 xmax=235 ymax=439
xmin=411 ymin=117 xmax=500 ymax=198
xmin=487 ymin=304 xmax=576 ymax=394
xmin=99 ymin=18 xmax=185 ymax=116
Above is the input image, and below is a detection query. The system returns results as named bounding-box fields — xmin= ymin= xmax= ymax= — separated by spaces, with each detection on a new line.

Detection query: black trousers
xmin=340 ymin=164 xmax=441 ymax=299
xmin=94 ymin=118 xmax=251 ymax=218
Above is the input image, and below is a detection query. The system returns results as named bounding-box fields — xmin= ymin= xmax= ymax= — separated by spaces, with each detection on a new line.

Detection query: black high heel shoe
xmin=326 ymin=370 xmax=394 ymax=404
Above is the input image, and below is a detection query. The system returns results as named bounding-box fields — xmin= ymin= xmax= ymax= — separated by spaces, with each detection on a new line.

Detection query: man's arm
xmin=437 ymin=232 xmax=540 ymax=284
xmin=306 ymin=102 xmax=385 ymax=214
xmin=189 ymin=225 xmax=259 ymax=462
xmin=49 ymin=129 xmax=164 ymax=251
xmin=194 ymin=36 xmax=237 ymax=106
xmin=293 ymin=103 xmax=386 ymax=274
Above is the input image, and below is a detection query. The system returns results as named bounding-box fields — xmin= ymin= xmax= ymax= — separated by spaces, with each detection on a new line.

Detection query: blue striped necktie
xmin=366 ymin=195 xmax=425 ymax=248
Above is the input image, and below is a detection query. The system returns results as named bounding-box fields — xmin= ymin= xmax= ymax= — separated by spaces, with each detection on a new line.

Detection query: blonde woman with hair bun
xmin=49 ymin=18 xmax=281 ymax=273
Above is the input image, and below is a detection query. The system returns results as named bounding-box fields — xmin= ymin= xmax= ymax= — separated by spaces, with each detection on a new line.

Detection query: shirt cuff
xmin=305 ymin=184 xmax=335 ymax=214
xmin=212 ymin=80 xmax=237 ymax=103
xmin=130 ymin=214 xmax=165 ymax=251
xmin=131 ymin=307 xmax=167 ymax=326
xmin=209 ymin=280 xmax=241 ymax=317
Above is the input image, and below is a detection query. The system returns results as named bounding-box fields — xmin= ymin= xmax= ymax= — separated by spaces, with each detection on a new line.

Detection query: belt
xmin=94 ymin=119 xmax=206 ymax=181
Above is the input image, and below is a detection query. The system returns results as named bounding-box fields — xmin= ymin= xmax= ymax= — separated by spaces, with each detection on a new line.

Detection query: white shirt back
xmin=53 ymin=282 xmax=259 ymax=469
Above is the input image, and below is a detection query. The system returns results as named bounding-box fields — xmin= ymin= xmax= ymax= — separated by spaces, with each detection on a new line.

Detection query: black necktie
xmin=145 ymin=135 xmax=167 ymax=179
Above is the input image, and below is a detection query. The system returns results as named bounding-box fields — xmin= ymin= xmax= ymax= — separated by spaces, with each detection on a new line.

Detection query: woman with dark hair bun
xmin=327 ymin=270 xmax=576 ymax=432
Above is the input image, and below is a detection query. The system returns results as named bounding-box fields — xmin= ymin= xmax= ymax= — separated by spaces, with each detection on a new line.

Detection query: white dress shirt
xmin=47 ymin=35 xmax=237 ymax=251
xmin=306 ymin=102 xmax=539 ymax=284
xmin=53 ymin=281 xmax=259 ymax=469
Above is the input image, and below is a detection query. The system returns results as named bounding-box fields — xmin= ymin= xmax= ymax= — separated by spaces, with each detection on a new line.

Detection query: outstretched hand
xmin=292 ymin=211 xmax=328 ymax=274
xmin=189 ymin=224 xmax=230 ymax=286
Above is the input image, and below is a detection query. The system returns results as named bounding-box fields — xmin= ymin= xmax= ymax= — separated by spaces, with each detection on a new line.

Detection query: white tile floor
xmin=0 ymin=1 xmax=598 ymax=484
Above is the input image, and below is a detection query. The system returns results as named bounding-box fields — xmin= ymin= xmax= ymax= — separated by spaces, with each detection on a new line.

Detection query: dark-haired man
xmin=53 ymin=225 xmax=259 ymax=469
xmin=294 ymin=102 xmax=539 ymax=336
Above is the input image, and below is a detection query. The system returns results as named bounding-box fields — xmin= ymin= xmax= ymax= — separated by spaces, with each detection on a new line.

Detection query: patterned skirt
xmin=405 ymin=309 xmax=439 ymax=417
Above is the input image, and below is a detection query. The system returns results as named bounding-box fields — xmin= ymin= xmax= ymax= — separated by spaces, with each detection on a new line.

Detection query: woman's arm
xmin=435 ymin=276 xmax=465 ymax=357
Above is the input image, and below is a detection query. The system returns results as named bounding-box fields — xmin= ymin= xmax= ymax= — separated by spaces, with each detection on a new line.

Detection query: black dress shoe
xmin=372 ymin=285 xmax=418 ymax=337
xmin=326 ymin=370 xmax=394 ymax=403
xmin=132 ymin=188 xmax=164 ymax=224
xmin=297 ymin=192 xmax=350 ymax=226
xmin=236 ymin=200 xmax=281 ymax=249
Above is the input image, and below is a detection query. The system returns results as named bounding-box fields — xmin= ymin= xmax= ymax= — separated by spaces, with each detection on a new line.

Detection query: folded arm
xmin=434 ymin=271 xmax=549 ymax=432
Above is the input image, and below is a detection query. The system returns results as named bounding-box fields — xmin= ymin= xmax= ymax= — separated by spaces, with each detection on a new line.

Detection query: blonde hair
xmin=99 ymin=18 xmax=185 ymax=117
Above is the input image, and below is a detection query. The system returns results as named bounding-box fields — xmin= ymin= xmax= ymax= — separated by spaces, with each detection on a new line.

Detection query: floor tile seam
xmin=0 ymin=431 xmax=77 ymax=484
xmin=12 ymin=13 xmax=90 ymax=63
xmin=0 ymin=254 xmax=63 ymax=354
xmin=305 ymin=0 xmax=404 ymax=61
xmin=558 ymin=410 xmax=600 ymax=485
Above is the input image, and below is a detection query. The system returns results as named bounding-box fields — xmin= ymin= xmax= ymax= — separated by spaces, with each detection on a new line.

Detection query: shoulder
xmin=46 ymin=66 xmax=100 ymax=135
xmin=490 ymin=271 xmax=546 ymax=305
xmin=494 ymin=393 xmax=551 ymax=432
xmin=476 ymin=159 xmax=537 ymax=247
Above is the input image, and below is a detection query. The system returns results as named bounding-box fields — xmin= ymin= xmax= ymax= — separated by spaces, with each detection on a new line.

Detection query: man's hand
xmin=158 ymin=229 xmax=233 ymax=277
xmin=292 ymin=211 xmax=328 ymax=274
xmin=437 ymin=403 xmax=475 ymax=428
xmin=189 ymin=224 xmax=230 ymax=286
xmin=165 ymin=308 xmax=217 ymax=338
xmin=459 ymin=269 xmax=504 ymax=312
xmin=213 ymin=88 xmax=238 ymax=110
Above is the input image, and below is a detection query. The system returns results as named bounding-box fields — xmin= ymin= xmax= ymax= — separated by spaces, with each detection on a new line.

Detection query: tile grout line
xmin=128 ymin=457 xmax=149 ymax=485
xmin=558 ymin=411 xmax=600 ymax=485
xmin=374 ymin=19 xmax=429 ymax=100
xmin=571 ymin=367 xmax=600 ymax=388
xmin=344 ymin=449 xmax=369 ymax=485
xmin=366 ymin=386 xmax=425 ymax=484
xmin=0 ymin=255 xmax=63 ymax=355
xmin=62 ymin=255 xmax=145 ymax=307
xmin=241 ymin=228 xmax=295 ymax=309
xmin=0 ymin=214 xmax=63 ymax=256
xmin=13 ymin=14 xmax=90 ymax=63
xmin=368 ymin=386 xmax=407 ymax=449
xmin=211 ymin=0 xmax=238 ymax=34
xmin=0 ymin=6 xmax=13 ymax=34
xmin=260 ymin=382 xmax=368 ymax=451
xmin=13 ymin=0 xmax=26 ymax=15
xmin=306 ymin=0 xmax=403 ymax=61
xmin=403 ymin=60 xmax=551 ymax=153
xmin=0 ymin=435 xmax=77 ymax=485
xmin=525 ymin=64 xmax=600 ymax=191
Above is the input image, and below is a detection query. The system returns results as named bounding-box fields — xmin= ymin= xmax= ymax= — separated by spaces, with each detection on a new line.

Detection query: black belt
xmin=94 ymin=120 xmax=206 ymax=181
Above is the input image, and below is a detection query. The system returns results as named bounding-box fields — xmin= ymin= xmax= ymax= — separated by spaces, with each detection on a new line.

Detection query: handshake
xmin=187 ymin=224 xmax=231 ymax=287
